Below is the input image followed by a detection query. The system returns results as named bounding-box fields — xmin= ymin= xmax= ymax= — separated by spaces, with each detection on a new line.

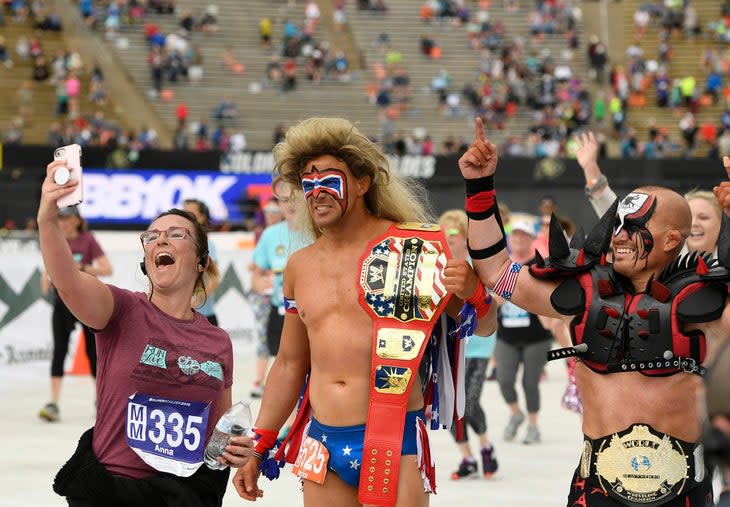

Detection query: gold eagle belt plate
xmin=592 ymin=425 xmax=693 ymax=504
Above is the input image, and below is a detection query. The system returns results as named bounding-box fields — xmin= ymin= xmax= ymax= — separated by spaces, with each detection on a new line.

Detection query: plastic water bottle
xmin=204 ymin=400 xmax=252 ymax=470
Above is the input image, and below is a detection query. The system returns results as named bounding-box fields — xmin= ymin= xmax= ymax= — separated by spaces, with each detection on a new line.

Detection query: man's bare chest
xmin=296 ymin=259 xmax=365 ymax=319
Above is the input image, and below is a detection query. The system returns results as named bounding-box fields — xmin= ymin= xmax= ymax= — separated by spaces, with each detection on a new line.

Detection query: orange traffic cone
xmin=66 ymin=328 xmax=91 ymax=375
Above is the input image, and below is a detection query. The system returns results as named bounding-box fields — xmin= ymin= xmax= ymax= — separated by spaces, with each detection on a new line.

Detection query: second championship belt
xmin=357 ymin=222 xmax=452 ymax=506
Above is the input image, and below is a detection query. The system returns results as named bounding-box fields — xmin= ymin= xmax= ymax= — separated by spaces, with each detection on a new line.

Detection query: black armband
xmin=465 ymin=175 xmax=497 ymax=220
xmin=468 ymin=238 xmax=507 ymax=260
xmin=464 ymin=175 xmax=494 ymax=194
xmin=465 ymin=174 xmax=507 ymax=259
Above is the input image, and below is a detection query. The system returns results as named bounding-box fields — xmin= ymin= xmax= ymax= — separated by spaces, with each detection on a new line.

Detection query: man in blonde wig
xmin=234 ymin=117 xmax=496 ymax=506
xmin=274 ymin=117 xmax=432 ymax=236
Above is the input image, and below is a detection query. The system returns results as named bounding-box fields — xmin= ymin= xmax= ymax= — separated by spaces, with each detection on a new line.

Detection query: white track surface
xmin=1 ymin=346 xmax=584 ymax=506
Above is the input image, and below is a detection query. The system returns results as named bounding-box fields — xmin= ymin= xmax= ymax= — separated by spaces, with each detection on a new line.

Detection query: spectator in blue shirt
xmin=250 ymin=185 xmax=309 ymax=397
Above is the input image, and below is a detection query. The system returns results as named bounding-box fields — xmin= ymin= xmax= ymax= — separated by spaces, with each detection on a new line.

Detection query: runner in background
xmin=183 ymin=198 xmax=221 ymax=326
xmin=39 ymin=206 xmax=111 ymax=422
xmin=439 ymin=209 xmax=499 ymax=480
xmin=250 ymin=184 xmax=308 ymax=407
xmin=249 ymin=198 xmax=283 ymax=398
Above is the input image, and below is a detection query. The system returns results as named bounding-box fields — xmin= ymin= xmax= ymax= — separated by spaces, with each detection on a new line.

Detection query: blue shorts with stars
xmin=306 ymin=410 xmax=423 ymax=488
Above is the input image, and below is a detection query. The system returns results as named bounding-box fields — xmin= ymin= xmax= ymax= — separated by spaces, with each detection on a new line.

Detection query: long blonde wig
xmin=272 ymin=117 xmax=433 ymax=238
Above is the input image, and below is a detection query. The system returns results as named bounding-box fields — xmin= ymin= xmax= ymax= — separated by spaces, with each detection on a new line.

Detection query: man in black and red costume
xmin=459 ymin=118 xmax=730 ymax=507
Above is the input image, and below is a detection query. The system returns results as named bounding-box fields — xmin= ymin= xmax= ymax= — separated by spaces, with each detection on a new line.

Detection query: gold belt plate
xmin=375 ymin=328 xmax=426 ymax=361
xmin=373 ymin=365 xmax=412 ymax=395
xmin=360 ymin=235 xmax=448 ymax=323
xmin=594 ymin=425 xmax=688 ymax=504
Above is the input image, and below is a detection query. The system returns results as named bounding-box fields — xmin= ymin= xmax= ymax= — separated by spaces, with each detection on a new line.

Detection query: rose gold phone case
xmin=54 ymin=144 xmax=84 ymax=208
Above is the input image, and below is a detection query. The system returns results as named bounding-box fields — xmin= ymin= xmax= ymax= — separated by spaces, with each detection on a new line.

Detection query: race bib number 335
xmin=126 ymin=393 xmax=211 ymax=477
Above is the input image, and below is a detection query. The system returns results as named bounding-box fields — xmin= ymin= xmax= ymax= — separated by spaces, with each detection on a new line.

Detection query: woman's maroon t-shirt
xmin=92 ymin=286 xmax=233 ymax=479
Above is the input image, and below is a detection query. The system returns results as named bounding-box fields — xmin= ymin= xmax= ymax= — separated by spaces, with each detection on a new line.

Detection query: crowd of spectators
xmin=6 ymin=0 xmax=730 ymax=160
xmin=363 ymin=0 xmax=587 ymax=157
xmin=601 ymin=0 xmax=730 ymax=159
xmin=1 ymin=0 xmax=61 ymax=30
xmin=122 ymin=0 xmax=361 ymax=154
xmin=257 ymin=3 xmax=354 ymax=94
xmin=404 ymin=0 xmax=730 ymax=158
xmin=0 ymin=1 xmax=129 ymax=147
xmin=138 ymin=0 xmax=358 ymax=102
xmin=356 ymin=0 xmax=730 ymax=160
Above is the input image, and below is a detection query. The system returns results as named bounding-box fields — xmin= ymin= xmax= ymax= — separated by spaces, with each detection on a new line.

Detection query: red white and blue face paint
xmin=301 ymin=166 xmax=348 ymax=212
xmin=614 ymin=192 xmax=657 ymax=260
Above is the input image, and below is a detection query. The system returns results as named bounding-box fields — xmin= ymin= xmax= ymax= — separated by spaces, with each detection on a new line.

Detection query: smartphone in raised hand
xmin=53 ymin=144 xmax=84 ymax=209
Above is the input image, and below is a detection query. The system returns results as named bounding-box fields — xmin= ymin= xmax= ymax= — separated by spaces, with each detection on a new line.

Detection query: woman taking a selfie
xmin=38 ymin=159 xmax=252 ymax=506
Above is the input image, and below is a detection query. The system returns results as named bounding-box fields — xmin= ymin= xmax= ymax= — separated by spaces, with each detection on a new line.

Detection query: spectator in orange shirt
xmin=420 ymin=2 xmax=434 ymax=24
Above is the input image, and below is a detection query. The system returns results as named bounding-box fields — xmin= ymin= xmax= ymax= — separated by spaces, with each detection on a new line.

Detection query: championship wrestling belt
xmin=357 ymin=222 xmax=452 ymax=506
xmin=579 ymin=424 xmax=705 ymax=506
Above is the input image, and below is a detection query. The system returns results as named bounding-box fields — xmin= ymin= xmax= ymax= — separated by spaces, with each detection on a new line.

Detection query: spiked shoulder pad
xmin=650 ymin=252 xmax=729 ymax=324
xmin=529 ymin=200 xmax=618 ymax=280
xmin=657 ymin=251 xmax=730 ymax=286
xmin=528 ymin=249 xmax=607 ymax=279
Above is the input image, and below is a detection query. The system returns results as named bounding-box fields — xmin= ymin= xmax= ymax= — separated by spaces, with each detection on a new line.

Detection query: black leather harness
xmin=545 ymin=255 xmax=727 ymax=377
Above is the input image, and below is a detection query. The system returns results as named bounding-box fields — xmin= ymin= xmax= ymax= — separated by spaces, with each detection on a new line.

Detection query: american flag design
xmin=361 ymin=236 xmax=448 ymax=322
xmin=283 ymin=297 xmax=298 ymax=314
xmin=493 ymin=261 xmax=523 ymax=300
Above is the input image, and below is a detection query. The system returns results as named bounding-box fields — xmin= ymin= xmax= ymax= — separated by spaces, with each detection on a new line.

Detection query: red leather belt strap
xmin=357 ymin=223 xmax=451 ymax=506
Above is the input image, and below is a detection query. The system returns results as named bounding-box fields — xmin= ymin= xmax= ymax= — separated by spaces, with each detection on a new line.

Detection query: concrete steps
xmin=0 ymin=19 xmax=128 ymax=145
xmin=102 ymin=0 xmax=587 ymax=150
xmin=103 ymin=0 xmax=377 ymax=150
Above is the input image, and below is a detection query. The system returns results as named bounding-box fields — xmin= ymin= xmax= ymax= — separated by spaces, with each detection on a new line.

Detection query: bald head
xmin=635 ymin=186 xmax=691 ymax=250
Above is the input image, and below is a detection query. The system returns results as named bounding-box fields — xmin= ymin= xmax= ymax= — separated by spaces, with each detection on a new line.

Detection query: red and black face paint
xmin=614 ymin=192 xmax=657 ymax=261
xmin=301 ymin=166 xmax=348 ymax=213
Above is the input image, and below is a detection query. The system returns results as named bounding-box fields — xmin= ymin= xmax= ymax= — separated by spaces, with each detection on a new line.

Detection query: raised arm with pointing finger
xmin=458 ymin=118 xmax=562 ymax=319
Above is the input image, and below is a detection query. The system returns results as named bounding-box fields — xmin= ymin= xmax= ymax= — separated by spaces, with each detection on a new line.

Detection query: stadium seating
xmin=0 ymin=16 xmax=128 ymax=145
xmin=620 ymin=0 xmax=725 ymax=154
xmin=6 ymin=0 xmax=725 ymax=155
